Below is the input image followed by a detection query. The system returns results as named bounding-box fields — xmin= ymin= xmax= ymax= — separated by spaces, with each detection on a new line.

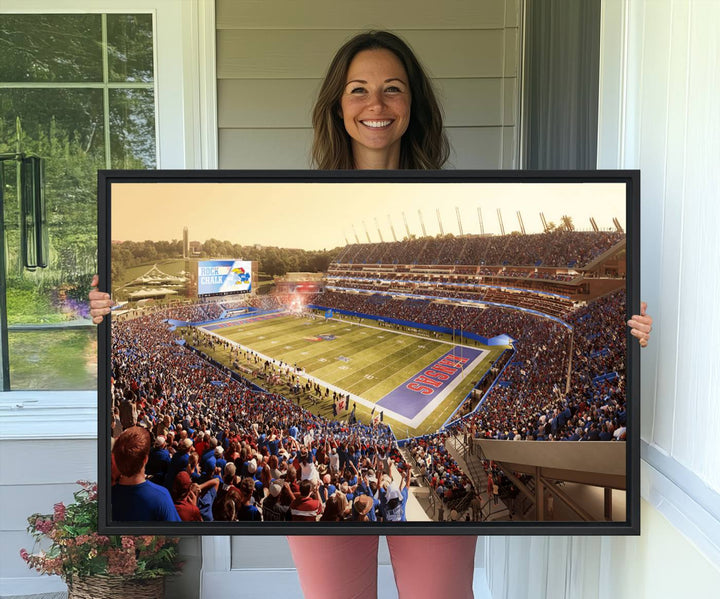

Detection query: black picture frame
xmin=98 ymin=169 xmax=640 ymax=536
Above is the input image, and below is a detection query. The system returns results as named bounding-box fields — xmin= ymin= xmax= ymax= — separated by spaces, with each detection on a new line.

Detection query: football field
xmin=199 ymin=311 xmax=508 ymax=438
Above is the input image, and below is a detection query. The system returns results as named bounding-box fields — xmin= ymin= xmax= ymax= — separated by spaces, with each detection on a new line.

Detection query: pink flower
xmin=107 ymin=548 xmax=137 ymax=576
xmin=43 ymin=556 xmax=64 ymax=576
xmin=53 ymin=502 xmax=66 ymax=521
xmin=19 ymin=548 xmax=29 ymax=562
xmin=121 ymin=536 xmax=135 ymax=550
xmin=34 ymin=518 xmax=53 ymax=535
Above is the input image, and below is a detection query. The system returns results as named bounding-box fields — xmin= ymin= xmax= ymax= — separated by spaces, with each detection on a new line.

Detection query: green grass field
xmin=196 ymin=312 xmax=508 ymax=438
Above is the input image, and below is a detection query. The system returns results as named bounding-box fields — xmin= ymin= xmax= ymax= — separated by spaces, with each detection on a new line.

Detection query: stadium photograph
xmin=103 ymin=176 xmax=632 ymax=529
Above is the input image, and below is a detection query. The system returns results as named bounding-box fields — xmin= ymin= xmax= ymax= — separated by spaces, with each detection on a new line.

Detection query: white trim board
xmin=641 ymin=442 xmax=720 ymax=568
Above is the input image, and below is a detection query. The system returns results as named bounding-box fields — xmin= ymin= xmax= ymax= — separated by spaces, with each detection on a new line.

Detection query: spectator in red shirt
xmin=290 ymin=479 xmax=323 ymax=521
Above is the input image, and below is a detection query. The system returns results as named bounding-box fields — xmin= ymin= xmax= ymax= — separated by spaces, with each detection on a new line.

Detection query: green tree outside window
xmin=0 ymin=13 xmax=156 ymax=390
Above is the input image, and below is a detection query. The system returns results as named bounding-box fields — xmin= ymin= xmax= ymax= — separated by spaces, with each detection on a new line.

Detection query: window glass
xmin=107 ymin=14 xmax=155 ymax=83
xmin=0 ymin=14 xmax=103 ymax=82
xmin=109 ymin=88 xmax=156 ymax=169
xmin=0 ymin=13 xmax=155 ymax=390
xmin=8 ymin=329 xmax=97 ymax=390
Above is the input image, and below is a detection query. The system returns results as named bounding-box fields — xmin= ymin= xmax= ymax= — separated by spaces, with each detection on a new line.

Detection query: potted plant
xmin=20 ymin=480 xmax=182 ymax=598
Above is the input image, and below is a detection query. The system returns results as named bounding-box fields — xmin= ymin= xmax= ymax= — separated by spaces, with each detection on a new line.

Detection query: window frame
xmin=0 ymin=0 xmax=216 ymax=414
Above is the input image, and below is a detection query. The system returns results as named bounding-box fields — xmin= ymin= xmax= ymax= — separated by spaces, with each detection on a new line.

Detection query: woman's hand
xmin=89 ymin=274 xmax=115 ymax=324
xmin=627 ymin=301 xmax=653 ymax=348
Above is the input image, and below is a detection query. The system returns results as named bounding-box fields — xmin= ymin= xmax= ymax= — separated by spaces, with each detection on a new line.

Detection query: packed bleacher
xmin=112 ymin=301 xmax=425 ymax=523
xmin=334 ymin=230 xmax=623 ymax=268
xmin=308 ymin=286 xmax=627 ymax=443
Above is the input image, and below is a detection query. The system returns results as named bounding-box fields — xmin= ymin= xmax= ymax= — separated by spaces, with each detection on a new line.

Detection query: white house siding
xmin=215 ymin=0 xmax=521 ymax=169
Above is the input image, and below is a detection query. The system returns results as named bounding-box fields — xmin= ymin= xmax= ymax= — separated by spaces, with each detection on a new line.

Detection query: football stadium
xmin=109 ymin=183 xmax=628 ymax=525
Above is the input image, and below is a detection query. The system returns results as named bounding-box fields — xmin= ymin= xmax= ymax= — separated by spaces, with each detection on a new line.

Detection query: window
xmin=0 ymin=13 xmax=156 ymax=390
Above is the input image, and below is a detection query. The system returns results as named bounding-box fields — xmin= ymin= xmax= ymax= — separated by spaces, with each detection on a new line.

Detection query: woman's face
xmin=340 ymin=48 xmax=411 ymax=166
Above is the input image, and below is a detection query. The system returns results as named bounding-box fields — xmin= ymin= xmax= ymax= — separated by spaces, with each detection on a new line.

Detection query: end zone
xmin=375 ymin=346 xmax=488 ymax=428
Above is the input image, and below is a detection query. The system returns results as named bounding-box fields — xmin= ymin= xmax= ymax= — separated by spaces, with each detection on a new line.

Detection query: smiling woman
xmin=340 ymin=48 xmax=412 ymax=169
xmin=311 ymin=30 xmax=448 ymax=170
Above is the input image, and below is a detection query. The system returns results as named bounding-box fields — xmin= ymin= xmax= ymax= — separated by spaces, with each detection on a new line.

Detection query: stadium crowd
xmin=335 ymin=230 xmax=623 ymax=268
xmin=110 ymin=248 xmax=627 ymax=522
xmin=111 ymin=303 xmax=422 ymax=522
xmin=309 ymin=286 xmax=627 ymax=444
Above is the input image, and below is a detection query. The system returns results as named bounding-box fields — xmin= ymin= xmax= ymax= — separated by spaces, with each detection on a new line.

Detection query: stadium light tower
xmin=418 ymin=209 xmax=427 ymax=237
xmin=540 ymin=212 xmax=548 ymax=233
xmin=456 ymin=206 xmax=464 ymax=235
xmin=589 ymin=217 xmax=599 ymax=232
xmin=436 ymin=208 xmax=444 ymax=235
xmin=477 ymin=206 xmax=484 ymax=235
xmin=351 ymin=224 xmax=360 ymax=244
xmin=613 ymin=217 xmax=624 ymax=233
xmin=402 ymin=212 xmax=411 ymax=239
xmin=497 ymin=208 xmax=505 ymax=236
xmin=362 ymin=221 xmax=372 ymax=243
xmin=374 ymin=217 xmax=383 ymax=242
xmin=516 ymin=211 xmax=526 ymax=235
xmin=388 ymin=215 xmax=398 ymax=242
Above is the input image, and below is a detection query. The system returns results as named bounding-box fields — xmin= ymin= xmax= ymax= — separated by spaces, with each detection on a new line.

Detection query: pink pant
xmin=287 ymin=535 xmax=477 ymax=599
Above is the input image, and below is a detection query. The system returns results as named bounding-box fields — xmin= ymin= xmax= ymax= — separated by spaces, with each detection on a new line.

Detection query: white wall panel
xmin=503 ymin=27 xmax=519 ymax=78
xmin=612 ymin=0 xmax=720 ymax=491
xmin=219 ymin=128 xmax=313 ymax=169
xmin=218 ymin=29 xmax=509 ymax=80
xmin=503 ymin=78 xmax=517 ymax=127
xmin=502 ymin=126 xmax=518 ymax=169
xmin=635 ymin=0 xmax=675 ymax=452
xmin=0 ymin=483 xmax=87 ymax=532
xmin=0 ymin=531 xmax=66 ymax=585
xmin=505 ymin=0 xmax=521 ymax=28
xmin=218 ymin=79 xmax=319 ymax=128
xmin=0 ymin=436 xmax=96 ymax=582
xmin=0 ymin=440 xmax=96 ymax=485
xmin=229 ymin=536 xmax=296 ymax=569
xmin=218 ymin=78 xmax=516 ymax=129
xmin=217 ymin=0 xmax=509 ymax=30
xmin=219 ymin=126 xmax=512 ymax=174
xmin=655 ymin=0 xmax=690 ymax=462
xmin=672 ymin=1 xmax=720 ymax=485
xmin=523 ymin=537 xmax=549 ymax=598
xmin=440 ymin=79 xmax=512 ymax=127
xmin=446 ymin=127 xmax=505 ymax=169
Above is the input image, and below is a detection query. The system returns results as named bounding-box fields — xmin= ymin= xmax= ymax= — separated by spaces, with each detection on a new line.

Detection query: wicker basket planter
xmin=67 ymin=575 xmax=164 ymax=599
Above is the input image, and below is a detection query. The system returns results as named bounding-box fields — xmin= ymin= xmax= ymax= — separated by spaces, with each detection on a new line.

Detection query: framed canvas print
xmin=97 ymin=170 xmax=640 ymax=535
